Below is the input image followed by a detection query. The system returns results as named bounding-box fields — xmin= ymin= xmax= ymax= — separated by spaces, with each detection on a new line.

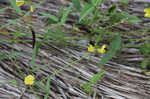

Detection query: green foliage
xmin=91 ymin=0 xmax=103 ymax=6
xmin=107 ymin=4 xmax=118 ymax=15
xmin=79 ymin=4 xmax=95 ymax=22
xmin=98 ymin=35 xmax=121 ymax=68
xmin=1 ymin=0 xmax=147 ymax=97
xmin=61 ymin=5 xmax=72 ymax=24
xmin=39 ymin=12 xmax=59 ymax=22
xmin=9 ymin=0 xmax=22 ymax=14
xmin=44 ymin=76 xmax=51 ymax=99
xmin=109 ymin=11 xmax=129 ymax=23
xmin=141 ymin=58 xmax=149 ymax=69
xmin=140 ymin=42 xmax=150 ymax=54
xmin=120 ymin=0 xmax=129 ymax=5
xmin=83 ymin=70 xmax=105 ymax=93
xmin=128 ymin=15 xmax=141 ymax=24
xmin=35 ymin=82 xmax=48 ymax=92
xmin=0 ymin=50 xmax=23 ymax=60
xmin=30 ymin=42 xmax=41 ymax=68
xmin=9 ymin=80 xmax=18 ymax=85
xmin=13 ymin=30 xmax=22 ymax=40
xmin=0 ymin=7 xmax=9 ymax=13
xmin=72 ymin=0 xmax=80 ymax=10
xmin=32 ymin=64 xmax=49 ymax=72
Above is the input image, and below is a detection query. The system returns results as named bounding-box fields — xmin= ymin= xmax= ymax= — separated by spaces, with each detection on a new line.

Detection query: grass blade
xmin=0 ymin=7 xmax=10 ymax=13
xmin=98 ymin=34 xmax=121 ymax=68
xmin=92 ymin=0 xmax=103 ymax=6
xmin=30 ymin=41 xmax=41 ymax=68
xmin=79 ymin=4 xmax=95 ymax=22
xmin=0 ymin=50 xmax=23 ymax=60
xmin=61 ymin=4 xmax=72 ymax=24
xmin=39 ymin=12 xmax=58 ymax=22
xmin=83 ymin=70 xmax=105 ymax=92
xmin=44 ymin=76 xmax=51 ymax=99
xmin=72 ymin=0 xmax=80 ymax=10
xmin=9 ymin=0 xmax=22 ymax=14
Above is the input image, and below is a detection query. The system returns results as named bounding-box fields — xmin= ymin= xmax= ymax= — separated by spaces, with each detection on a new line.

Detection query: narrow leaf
xmin=0 ymin=7 xmax=9 ymax=13
xmin=128 ymin=16 xmax=141 ymax=24
xmin=79 ymin=4 xmax=95 ymax=22
xmin=30 ymin=41 xmax=41 ymax=68
xmin=92 ymin=0 xmax=103 ymax=6
xmin=141 ymin=59 xmax=149 ymax=69
xmin=72 ymin=0 xmax=80 ymax=10
xmin=39 ymin=12 xmax=58 ymax=22
xmin=44 ymin=76 xmax=51 ymax=99
xmin=98 ymin=35 xmax=121 ymax=68
xmin=9 ymin=0 xmax=22 ymax=14
xmin=61 ymin=5 xmax=72 ymax=24
xmin=84 ymin=70 xmax=105 ymax=91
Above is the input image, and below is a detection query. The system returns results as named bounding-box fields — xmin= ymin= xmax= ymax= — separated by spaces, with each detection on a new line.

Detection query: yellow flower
xmin=97 ymin=44 xmax=106 ymax=54
xmin=88 ymin=44 xmax=95 ymax=52
xmin=30 ymin=5 xmax=35 ymax=12
xmin=24 ymin=75 xmax=35 ymax=85
xmin=16 ymin=0 xmax=35 ymax=12
xmin=16 ymin=0 xmax=24 ymax=7
xmin=144 ymin=8 xmax=150 ymax=18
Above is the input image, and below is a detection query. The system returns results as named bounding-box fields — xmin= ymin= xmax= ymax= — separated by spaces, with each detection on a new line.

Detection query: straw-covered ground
xmin=0 ymin=0 xmax=150 ymax=99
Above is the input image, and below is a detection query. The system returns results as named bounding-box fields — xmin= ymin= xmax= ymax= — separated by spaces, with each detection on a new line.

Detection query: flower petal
xmin=24 ymin=75 xmax=35 ymax=85
xmin=144 ymin=8 xmax=150 ymax=12
xmin=30 ymin=5 xmax=35 ymax=12
xmin=16 ymin=1 xmax=24 ymax=7
xmin=88 ymin=44 xmax=95 ymax=52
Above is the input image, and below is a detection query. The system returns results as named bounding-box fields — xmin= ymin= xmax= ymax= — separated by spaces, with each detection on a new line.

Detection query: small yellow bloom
xmin=144 ymin=8 xmax=150 ymax=18
xmin=97 ymin=44 xmax=106 ymax=54
xmin=16 ymin=0 xmax=24 ymax=7
xmin=30 ymin=5 xmax=35 ymax=12
xmin=24 ymin=75 xmax=34 ymax=85
xmin=88 ymin=44 xmax=95 ymax=52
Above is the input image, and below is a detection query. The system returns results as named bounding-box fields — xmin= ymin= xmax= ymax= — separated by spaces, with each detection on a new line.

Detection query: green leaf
xmin=9 ymin=0 xmax=22 ymax=14
xmin=9 ymin=80 xmax=18 ymax=85
xmin=120 ymin=11 xmax=129 ymax=19
xmin=120 ymin=0 xmax=129 ymax=5
xmin=72 ymin=0 xmax=80 ymax=10
xmin=61 ymin=5 xmax=72 ymax=24
xmin=98 ymin=35 xmax=121 ymax=68
xmin=23 ymin=11 xmax=31 ymax=18
xmin=13 ymin=30 xmax=22 ymax=40
xmin=0 ymin=19 xmax=20 ymax=30
xmin=30 ymin=41 xmax=41 ymax=68
xmin=141 ymin=59 xmax=149 ymax=69
xmin=91 ymin=0 xmax=103 ymax=6
xmin=108 ymin=4 xmax=118 ymax=15
xmin=109 ymin=11 xmax=129 ymax=23
xmin=128 ymin=16 xmax=141 ymax=24
xmin=111 ymin=34 xmax=121 ymax=51
xmin=140 ymin=42 xmax=150 ymax=54
xmin=83 ymin=70 xmax=105 ymax=91
xmin=32 ymin=64 xmax=48 ymax=72
xmin=44 ymin=76 xmax=51 ymax=99
xmin=0 ymin=50 xmax=23 ymax=60
xmin=35 ymin=82 xmax=47 ymax=92
xmin=79 ymin=4 xmax=95 ymax=22
xmin=39 ymin=12 xmax=58 ymax=22
xmin=0 ymin=7 xmax=9 ymax=13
